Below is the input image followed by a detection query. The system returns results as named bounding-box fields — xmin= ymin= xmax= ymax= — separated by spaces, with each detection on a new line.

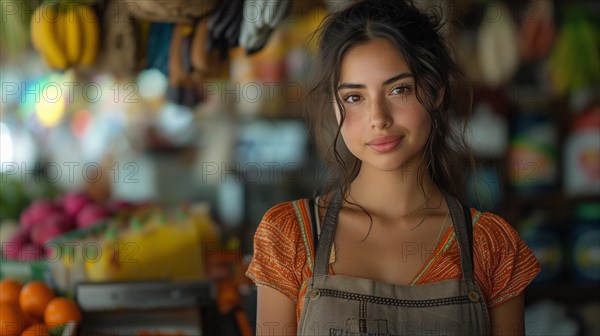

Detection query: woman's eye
xmin=343 ymin=94 xmax=361 ymax=104
xmin=391 ymin=86 xmax=411 ymax=95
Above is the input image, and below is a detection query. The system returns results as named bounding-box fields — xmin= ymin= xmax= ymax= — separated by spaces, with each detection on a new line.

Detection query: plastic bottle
xmin=564 ymin=106 xmax=600 ymax=196
xmin=508 ymin=112 xmax=558 ymax=194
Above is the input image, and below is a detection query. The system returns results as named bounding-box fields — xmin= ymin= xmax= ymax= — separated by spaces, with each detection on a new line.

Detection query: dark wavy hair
xmin=305 ymin=0 xmax=473 ymax=205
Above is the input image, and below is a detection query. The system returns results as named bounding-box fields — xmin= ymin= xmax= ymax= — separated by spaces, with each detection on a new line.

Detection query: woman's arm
xmin=489 ymin=293 xmax=525 ymax=336
xmin=256 ymin=286 xmax=297 ymax=336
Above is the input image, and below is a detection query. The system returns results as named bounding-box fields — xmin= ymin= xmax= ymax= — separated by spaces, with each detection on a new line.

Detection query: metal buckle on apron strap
xmin=310 ymin=289 xmax=321 ymax=300
xmin=468 ymin=291 xmax=481 ymax=302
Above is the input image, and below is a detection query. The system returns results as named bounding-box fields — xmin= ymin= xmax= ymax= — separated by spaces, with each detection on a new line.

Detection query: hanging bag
xmin=126 ymin=0 xmax=214 ymax=23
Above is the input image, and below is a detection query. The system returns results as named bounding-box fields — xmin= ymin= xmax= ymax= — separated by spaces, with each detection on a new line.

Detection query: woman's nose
xmin=369 ymin=98 xmax=392 ymax=129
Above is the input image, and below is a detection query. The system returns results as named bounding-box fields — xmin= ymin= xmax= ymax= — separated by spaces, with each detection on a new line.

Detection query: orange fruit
xmin=0 ymin=279 xmax=23 ymax=305
xmin=43 ymin=298 xmax=81 ymax=329
xmin=20 ymin=323 xmax=49 ymax=336
xmin=18 ymin=282 xmax=54 ymax=319
xmin=0 ymin=303 xmax=25 ymax=336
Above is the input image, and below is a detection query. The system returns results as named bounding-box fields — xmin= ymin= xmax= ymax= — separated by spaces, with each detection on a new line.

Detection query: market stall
xmin=0 ymin=0 xmax=598 ymax=335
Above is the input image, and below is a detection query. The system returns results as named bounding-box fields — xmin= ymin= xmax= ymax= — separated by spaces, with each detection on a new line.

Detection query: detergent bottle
xmin=564 ymin=106 xmax=600 ymax=196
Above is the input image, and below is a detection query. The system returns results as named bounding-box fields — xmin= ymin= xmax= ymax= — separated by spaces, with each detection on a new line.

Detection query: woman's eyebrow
xmin=337 ymin=72 xmax=413 ymax=91
xmin=383 ymin=72 xmax=413 ymax=85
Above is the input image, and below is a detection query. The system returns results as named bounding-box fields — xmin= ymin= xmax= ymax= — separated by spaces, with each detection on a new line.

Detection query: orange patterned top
xmin=245 ymin=199 xmax=541 ymax=323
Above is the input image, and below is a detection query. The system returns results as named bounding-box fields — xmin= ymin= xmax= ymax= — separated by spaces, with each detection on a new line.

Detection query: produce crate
xmin=0 ymin=260 xmax=49 ymax=283
xmin=46 ymin=203 xmax=219 ymax=296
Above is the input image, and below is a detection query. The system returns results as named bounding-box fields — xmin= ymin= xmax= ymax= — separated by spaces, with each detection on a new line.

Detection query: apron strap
xmin=462 ymin=202 xmax=474 ymax=268
xmin=312 ymin=190 xmax=475 ymax=283
xmin=313 ymin=190 xmax=342 ymax=278
xmin=442 ymin=190 xmax=475 ymax=282
xmin=308 ymin=198 xmax=319 ymax=252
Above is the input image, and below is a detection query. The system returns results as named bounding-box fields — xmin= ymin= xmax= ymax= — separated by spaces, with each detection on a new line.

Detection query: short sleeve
xmin=245 ymin=202 xmax=304 ymax=303
xmin=473 ymin=212 xmax=541 ymax=307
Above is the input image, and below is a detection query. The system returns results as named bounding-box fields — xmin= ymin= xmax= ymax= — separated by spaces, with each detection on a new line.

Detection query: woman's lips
xmin=367 ymin=136 xmax=404 ymax=153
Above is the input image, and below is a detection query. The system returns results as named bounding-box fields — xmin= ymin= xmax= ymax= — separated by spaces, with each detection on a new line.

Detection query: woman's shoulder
xmin=471 ymin=210 xmax=524 ymax=246
xmin=470 ymin=208 xmax=541 ymax=273
xmin=261 ymin=200 xmax=298 ymax=222
xmin=469 ymin=209 xmax=541 ymax=307
xmin=247 ymin=199 xmax=313 ymax=302
xmin=256 ymin=198 xmax=312 ymax=236
xmin=261 ymin=198 xmax=310 ymax=223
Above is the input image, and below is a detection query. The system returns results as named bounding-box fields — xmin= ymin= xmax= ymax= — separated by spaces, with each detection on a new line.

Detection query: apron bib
xmin=297 ymin=191 xmax=490 ymax=335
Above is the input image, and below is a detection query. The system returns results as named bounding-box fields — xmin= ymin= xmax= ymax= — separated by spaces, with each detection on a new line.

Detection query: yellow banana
xmin=33 ymin=3 xmax=68 ymax=70
xmin=64 ymin=4 xmax=82 ymax=64
xmin=30 ymin=4 xmax=46 ymax=53
xmin=55 ymin=8 xmax=66 ymax=50
xmin=76 ymin=4 xmax=99 ymax=67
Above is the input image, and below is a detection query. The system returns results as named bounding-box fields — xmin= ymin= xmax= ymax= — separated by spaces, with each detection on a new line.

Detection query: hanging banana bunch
xmin=548 ymin=4 xmax=600 ymax=96
xmin=30 ymin=1 xmax=100 ymax=71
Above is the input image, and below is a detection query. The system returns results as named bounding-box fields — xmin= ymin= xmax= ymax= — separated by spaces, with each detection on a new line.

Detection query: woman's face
xmin=336 ymin=38 xmax=432 ymax=174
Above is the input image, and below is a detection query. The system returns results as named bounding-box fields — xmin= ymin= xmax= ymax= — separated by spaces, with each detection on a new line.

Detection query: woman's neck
xmin=346 ymin=165 xmax=442 ymax=220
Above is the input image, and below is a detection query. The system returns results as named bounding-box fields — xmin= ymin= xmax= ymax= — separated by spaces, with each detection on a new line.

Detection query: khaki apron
xmin=297 ymin=191 xmax=490 ymax=335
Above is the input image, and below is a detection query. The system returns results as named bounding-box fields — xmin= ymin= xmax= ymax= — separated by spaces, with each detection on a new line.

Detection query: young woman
xmin=246 ymin=1 xmax=540 ymax=335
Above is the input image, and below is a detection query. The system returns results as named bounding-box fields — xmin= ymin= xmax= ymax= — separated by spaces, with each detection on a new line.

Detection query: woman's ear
xmin=333 ymin=95 xmax=342 ymax=124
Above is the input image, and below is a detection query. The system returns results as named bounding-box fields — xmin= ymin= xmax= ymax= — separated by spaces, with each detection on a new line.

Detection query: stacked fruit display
xmin=1 ymin=192 xmax=125 ymax=263
xmin=79 ymin=203 xmax=219 ymax=282
xmin=548 ymin=4 xmax=600 ymax=95
xmin=0 ymin=279 xmax=81 ymax=336
xmin=30 ymin=2 xmax=100 ymax=71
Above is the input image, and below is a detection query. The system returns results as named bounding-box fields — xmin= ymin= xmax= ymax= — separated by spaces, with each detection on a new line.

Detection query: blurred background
xmin=0 ymin=0 xmax=598 ymax=335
